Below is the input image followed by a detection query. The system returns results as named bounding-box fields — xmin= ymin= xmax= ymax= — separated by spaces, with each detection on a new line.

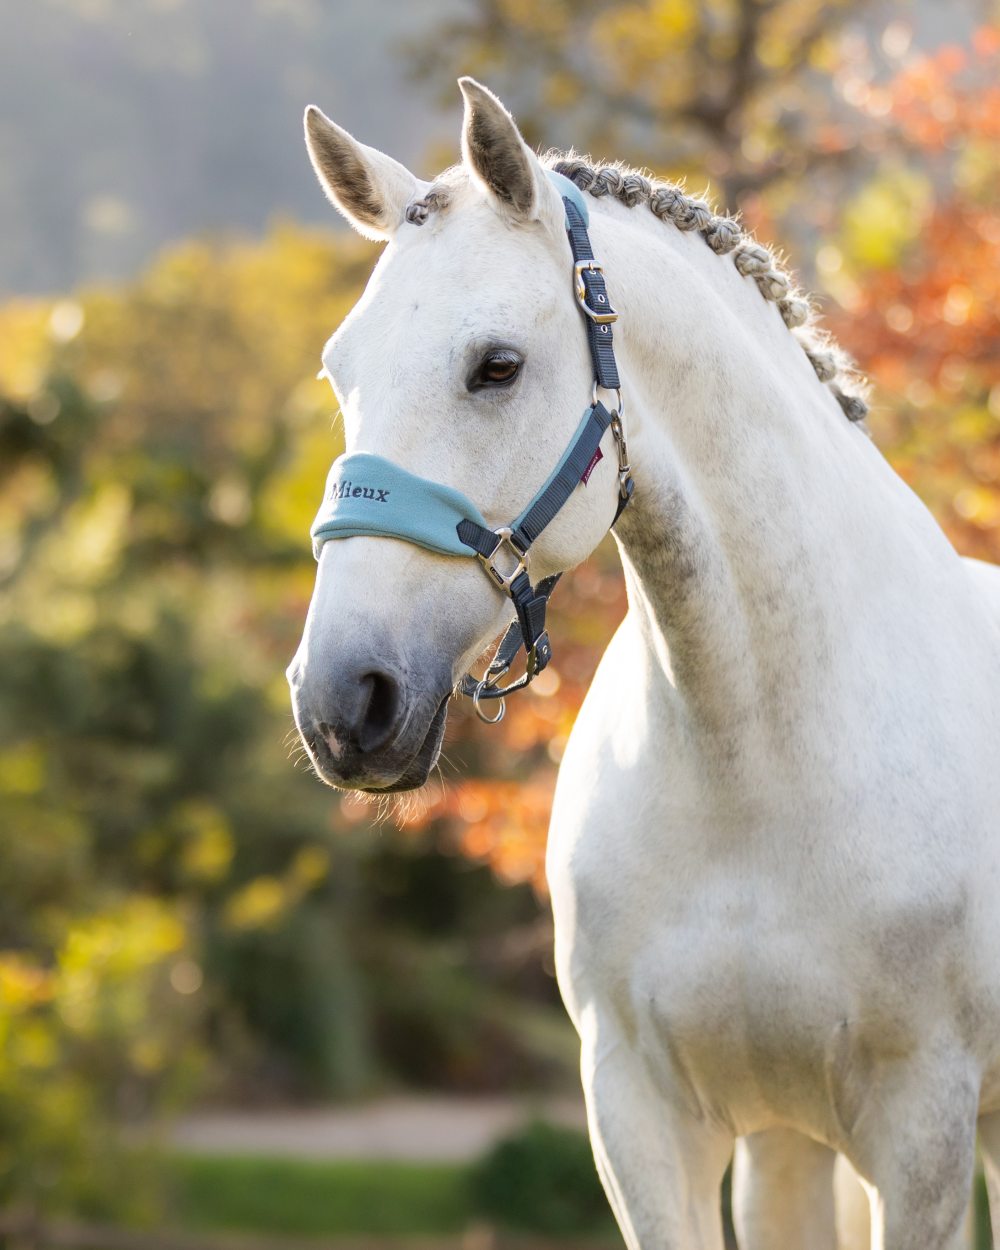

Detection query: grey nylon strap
xmin=455 ymin=400 xmax=614 ymax=560
xmin=511 ymin=401 xmax=615 ymax=550
xmin=565 ymin=200 xmax=620 ymax=391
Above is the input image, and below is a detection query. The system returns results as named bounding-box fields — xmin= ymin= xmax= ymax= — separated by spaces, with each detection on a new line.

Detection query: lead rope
xmin=458 ymin=194 xmax=633 ymax=723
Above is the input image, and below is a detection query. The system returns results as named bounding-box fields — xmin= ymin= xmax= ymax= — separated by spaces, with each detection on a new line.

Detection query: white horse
xmin=287 ymin=78 xmax=1000 ymax=1249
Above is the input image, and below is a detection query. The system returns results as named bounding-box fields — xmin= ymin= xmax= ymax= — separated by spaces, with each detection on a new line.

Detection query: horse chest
xmin=637 ymin=929 xmax=845 ymax=1132
xmin=559 ymin=859 xmax=858 ymax=1130
xmin=560 ymin=867 xmax=972 ymax=1143
xmin=549 ymin=770 xmax=984 ymax=1136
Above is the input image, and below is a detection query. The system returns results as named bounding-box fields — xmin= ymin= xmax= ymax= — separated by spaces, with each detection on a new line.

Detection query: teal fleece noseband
xmin=311 ymin=453 xmax=490 ymax=560
xmin=309 ymin=169 xmax=633 ymax=721
xmin=311 ymin=403 xmax=606 ymax=559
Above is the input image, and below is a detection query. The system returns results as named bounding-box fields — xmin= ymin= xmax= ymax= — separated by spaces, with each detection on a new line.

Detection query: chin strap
xmin=456 ymin=187 xmax=633 ymax=722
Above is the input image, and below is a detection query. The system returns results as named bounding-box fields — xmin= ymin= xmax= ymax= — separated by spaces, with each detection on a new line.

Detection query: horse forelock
xmin=405 ymin=151 xmax=869 ymax=426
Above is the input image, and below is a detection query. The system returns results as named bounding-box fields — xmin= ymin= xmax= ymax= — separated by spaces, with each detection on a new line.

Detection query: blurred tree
xmin=826 ymin=27 xmax=1000 ymax=562
xmin=0 ymin=900 xmax=195 ymax=1224
xmin=409 ymin=0 xmax=889 ymax=205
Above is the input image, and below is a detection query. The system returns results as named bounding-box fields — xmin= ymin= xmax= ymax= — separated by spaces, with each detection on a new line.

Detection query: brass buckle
xmin=478 ymin=527 xmax=528 ymax=591
xmin=574 ymin=260 xmax=618 ymax=325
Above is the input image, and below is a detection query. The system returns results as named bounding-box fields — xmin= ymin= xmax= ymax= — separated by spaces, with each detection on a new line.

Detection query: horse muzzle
xmin=287 ymin=651 xmax=451 ymax=792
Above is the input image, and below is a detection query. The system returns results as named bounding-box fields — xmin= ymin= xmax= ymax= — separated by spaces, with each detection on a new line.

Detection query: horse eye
xmin=469 ymin=350 xmax=522 ymax=391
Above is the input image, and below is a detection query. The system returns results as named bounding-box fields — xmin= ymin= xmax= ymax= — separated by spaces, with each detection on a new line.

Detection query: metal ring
xmin=592 ymin=382 xmax=624 ymax=418
xmin=473 ymin=680 xmax=506 ymax=724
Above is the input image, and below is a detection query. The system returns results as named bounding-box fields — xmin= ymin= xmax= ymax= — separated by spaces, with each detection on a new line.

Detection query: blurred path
xmin=171 ymin=1095 xmax=587 ymax=1161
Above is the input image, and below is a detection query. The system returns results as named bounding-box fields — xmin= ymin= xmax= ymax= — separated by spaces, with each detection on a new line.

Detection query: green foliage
xmin=172 ymin=1137 xmax=623 ymax=1240
xmin=469 ymin=1121 xmax=613 ymax=1236
xmin=0 ymin=224 xmax=578 ymax=1220
xmin=0 ymin=903 xmax=196 ymax=1222
xmin=170 ymin=1155 xmax=473 ymax=1238
xmin=975 ymin=1170 xmax=993 ymax=1250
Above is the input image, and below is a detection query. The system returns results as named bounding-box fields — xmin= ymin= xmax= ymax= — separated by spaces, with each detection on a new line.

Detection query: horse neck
xmin=597 ymin=203 xmax=938 ymax=755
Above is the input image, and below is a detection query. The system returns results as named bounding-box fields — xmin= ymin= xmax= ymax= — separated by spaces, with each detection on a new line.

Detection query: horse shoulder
xmin=545 ymin=612 xmax=696 ymax=1008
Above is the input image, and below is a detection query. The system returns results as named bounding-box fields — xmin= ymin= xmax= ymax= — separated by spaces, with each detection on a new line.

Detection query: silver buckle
xmin=574 ymin=261 xmax=618 ymax=325
xmin=478 ymin=527 xmax=527 ymax=591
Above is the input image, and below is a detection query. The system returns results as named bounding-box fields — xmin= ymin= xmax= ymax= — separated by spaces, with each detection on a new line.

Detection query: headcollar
xmin=311 ymin=170 xmax=633 ymax=723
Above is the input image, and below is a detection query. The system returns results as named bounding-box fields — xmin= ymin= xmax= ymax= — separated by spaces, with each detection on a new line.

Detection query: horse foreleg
xmin=731 ymin=1128 xmax=838 ymax=1250
xmin=848 ymin=1058 xmax=979 ymax=1250
xmin=834 ymin=1152 xmax=873 ymax=1250
xmin=581 ymin=1018 xmax=732 ymax=1250
xmin=728 ymin=1131 xmax=874 ymax=1250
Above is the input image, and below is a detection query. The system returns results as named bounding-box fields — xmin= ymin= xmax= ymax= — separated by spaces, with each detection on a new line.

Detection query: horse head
xmin=287 ymin=80 xmax=625 ymax=791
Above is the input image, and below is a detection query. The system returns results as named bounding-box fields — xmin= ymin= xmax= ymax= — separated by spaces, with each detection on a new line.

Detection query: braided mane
xmin=405 ymin=154 xmax=869 ymax=424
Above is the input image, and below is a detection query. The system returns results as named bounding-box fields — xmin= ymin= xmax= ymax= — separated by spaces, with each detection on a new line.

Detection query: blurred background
xmin=1 ymin=0 xmax=999 ymax=1246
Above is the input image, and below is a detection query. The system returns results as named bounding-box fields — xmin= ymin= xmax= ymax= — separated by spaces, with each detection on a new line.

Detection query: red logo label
xmin=581 ymin=447 xmax=603 ymax=485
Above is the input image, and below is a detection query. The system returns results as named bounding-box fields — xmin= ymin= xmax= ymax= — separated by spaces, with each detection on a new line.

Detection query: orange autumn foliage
xmin=832 ymin=26 xmax=1000 ymax=563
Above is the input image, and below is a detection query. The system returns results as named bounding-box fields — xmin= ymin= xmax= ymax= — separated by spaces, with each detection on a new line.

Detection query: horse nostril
xmin=304 ymin=665 xmax=406 ymax=764
xmin=355 ymin=669 xmax=402 ymax=754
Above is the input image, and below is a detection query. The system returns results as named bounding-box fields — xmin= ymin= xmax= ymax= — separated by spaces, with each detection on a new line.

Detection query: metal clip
xmin=609 ymin=413 xmax=632 ymax=499
xmin=574 ymin=261 xmax=618 ymax=325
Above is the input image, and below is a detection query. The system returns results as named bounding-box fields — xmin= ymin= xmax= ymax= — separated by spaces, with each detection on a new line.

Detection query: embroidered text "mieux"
xmin=328 ymin=481 xmax=391 ymax=503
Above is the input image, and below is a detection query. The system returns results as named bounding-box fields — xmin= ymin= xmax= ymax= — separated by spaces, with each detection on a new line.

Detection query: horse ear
xmin=458 ymin=77 xmax=557 ymax=223
xmin=304 ymin=106 xmax=420 ymax=241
